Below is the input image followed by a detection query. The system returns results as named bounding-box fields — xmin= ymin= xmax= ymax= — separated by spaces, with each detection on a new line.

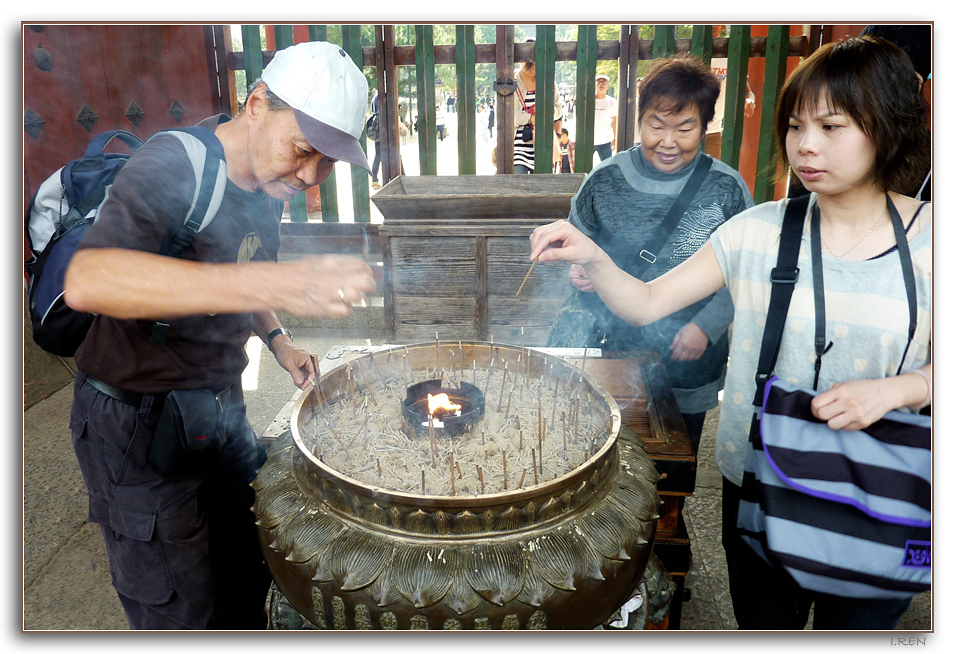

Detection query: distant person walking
xmin=436 ymin=104 xmax=447 ymax=141
xmin=593 ymin=74 xmax=618 ymax=162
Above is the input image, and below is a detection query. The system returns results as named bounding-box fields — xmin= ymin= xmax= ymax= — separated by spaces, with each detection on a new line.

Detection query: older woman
xmin=549 ymin=54 xmax=753 ymax=451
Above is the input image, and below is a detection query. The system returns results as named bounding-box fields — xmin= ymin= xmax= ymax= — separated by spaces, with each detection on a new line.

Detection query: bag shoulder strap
xmin=586 ymin=155 xmax=715 ymax=343
xmin=633 ymin=155 xmax=714 ymax=273
xmin=752 ymin=193 xmax=810 ymax=405
xmin=806 ymin=195 xmax=919 ymax=385
xmin=887 ymin=196 xmax=919 ymax=375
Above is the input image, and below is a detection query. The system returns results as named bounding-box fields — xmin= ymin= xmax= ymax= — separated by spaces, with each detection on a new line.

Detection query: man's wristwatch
xmin=266 ymin=327 xmax=293 ymax=352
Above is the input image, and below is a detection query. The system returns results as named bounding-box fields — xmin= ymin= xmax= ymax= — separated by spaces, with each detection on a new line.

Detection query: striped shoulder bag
xmin=736 ymin=194 xmax=931 ymax=600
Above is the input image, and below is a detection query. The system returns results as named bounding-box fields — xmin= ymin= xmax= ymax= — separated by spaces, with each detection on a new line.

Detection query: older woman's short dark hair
xmin=774 ymin=35 xmax=930 ymax=196
xmin=638 ymin=54 xmax=721 ymax=128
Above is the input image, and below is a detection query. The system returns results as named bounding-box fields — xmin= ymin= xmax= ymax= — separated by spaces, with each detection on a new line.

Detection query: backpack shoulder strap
xmin=148 ymin=123 xmax=228 ymax=257
xmin=148 ymin=121 xmax=229 ymax=344
xmin=752 ymin=193 xmax=810 ymax=405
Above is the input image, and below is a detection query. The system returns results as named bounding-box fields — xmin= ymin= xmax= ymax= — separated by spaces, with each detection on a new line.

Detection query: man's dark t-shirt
xmin=74 ymin=116 xmax=283 ymax=393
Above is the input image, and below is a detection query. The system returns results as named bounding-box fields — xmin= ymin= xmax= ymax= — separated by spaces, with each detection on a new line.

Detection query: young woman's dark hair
xmin=637 ymin=54 xmax=721 ymax=128
xmin=774 ymin=35 xmax=930 ymax=196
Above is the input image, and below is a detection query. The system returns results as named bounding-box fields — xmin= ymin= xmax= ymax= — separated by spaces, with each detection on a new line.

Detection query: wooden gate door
xmin=23 ymin=24 xmax=229 ymax=206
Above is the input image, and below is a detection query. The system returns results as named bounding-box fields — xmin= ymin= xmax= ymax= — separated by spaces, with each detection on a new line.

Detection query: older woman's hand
xmin=568 ymin=264 xmax=595 ymax=292
xmin=669 ymin=322 xmax=709 ymax=361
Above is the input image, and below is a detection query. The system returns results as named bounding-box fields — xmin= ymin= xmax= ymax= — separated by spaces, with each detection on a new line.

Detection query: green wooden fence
xmin=234 ymin=24 xmax=806 ymax=223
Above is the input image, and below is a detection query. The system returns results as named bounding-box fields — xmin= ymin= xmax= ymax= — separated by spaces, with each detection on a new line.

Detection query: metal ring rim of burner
xmin=288 ymin=343 xmax=623 ymax=507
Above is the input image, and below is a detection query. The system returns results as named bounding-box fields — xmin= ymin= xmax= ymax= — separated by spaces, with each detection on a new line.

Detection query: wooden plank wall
xmin=375 ymin=175 xmax=587 ymax=344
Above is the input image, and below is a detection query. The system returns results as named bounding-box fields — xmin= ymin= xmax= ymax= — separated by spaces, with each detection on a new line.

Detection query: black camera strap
xmin=589 ymin=154 xmax=713 ymax=345
xmin=630 ymin=154 xmax=713 ymax=277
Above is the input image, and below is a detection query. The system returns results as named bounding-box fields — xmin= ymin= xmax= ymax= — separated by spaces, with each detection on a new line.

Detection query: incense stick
xmin=310 ymin=354 xmax=320 ymax=386
xmin=450 ymin=452 xmax=456 ymax=496
xmin=515 ymin=255 xmax=539 ymax=297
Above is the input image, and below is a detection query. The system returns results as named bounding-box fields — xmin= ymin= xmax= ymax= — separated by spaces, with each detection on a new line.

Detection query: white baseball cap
xmin=262 ymin=41 xmax=371 ymax=173
xmin=596 ymin=74 xmax=610 ymax=82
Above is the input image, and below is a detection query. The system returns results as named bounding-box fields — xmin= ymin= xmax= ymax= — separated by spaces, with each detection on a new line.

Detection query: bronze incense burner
xmin=252 ymin=342 xmax=662 ymax=630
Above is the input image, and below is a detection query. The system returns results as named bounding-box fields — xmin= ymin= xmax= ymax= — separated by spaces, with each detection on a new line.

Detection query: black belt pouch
xmin=148 ymin=388 xmax=225 ymax=475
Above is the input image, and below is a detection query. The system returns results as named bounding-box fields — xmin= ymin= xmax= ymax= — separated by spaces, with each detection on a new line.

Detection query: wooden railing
xmin=230 ymin=24 xmax=819 ymax=228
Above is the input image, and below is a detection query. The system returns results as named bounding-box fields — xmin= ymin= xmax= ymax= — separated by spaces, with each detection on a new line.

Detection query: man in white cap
xmin=63 ymin=40 xmax=376 ymax=629
xmin=593 ymin=73 xmax=618 ymax=162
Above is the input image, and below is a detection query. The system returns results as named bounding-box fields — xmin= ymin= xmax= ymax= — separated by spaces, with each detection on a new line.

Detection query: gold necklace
xmin=819 ymin=206 xmax=888 ymax=259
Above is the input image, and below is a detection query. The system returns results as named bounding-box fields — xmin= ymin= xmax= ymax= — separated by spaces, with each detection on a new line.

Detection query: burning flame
xmin=427 ymin=393 xmax=461 ymax=416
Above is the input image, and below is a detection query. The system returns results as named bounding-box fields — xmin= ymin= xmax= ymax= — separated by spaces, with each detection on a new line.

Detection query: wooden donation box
xmin=373 ymin=175 xmax=585 ymax=345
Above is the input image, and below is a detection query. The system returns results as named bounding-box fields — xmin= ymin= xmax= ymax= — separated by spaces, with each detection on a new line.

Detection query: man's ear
xmin=245 ymin=84 xmax=269 ymax=119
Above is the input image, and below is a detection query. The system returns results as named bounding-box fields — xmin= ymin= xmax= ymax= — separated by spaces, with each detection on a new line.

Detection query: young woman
xmin=530 ymin=35 xmax=931 ymax=629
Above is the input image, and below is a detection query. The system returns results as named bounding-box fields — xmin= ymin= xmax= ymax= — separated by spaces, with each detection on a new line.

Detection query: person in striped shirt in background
xmin=512 ymin=42 xmax=563 ymax=174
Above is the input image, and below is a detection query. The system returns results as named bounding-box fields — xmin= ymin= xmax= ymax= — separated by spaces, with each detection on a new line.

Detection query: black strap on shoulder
xmin=888 ymin=196 xmax=920 ymax=376
xmin=753 ymin=193 xmax=921 ymax=405
xmin=162 ymin=125 xmax=228 ymax=258
xmin=806 ymin=194 xmax=918 ymax=386
xmin=149 ymin=122 xmax=228 ymax=345
xmin=753 ymin=193 xmax=810 ymax=405
xmin=634 ymin=155 xmax=714 ymax=274
xmin=808 ymin=205 xmax=833 ymax=390
xmin=588 ymin=155 xmax=715 ymax=346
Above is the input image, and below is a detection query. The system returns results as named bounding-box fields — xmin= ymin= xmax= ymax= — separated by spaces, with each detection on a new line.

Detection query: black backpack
xmin=24 ymin=126 xmax=228 ymax=357
xmin=365 ymin=112 xmax=380 ymax=142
